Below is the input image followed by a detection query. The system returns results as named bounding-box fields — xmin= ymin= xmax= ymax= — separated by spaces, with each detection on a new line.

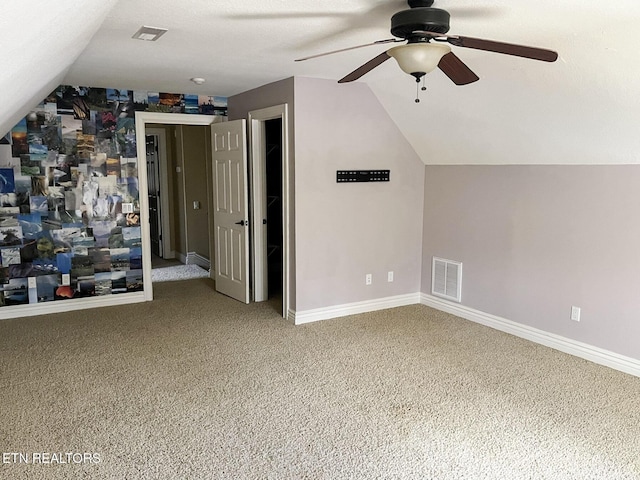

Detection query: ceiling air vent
xmin=132 ymin=26 xmax=168 ymax=42
xmin=431 ymin=257 xmax=462 ymax=303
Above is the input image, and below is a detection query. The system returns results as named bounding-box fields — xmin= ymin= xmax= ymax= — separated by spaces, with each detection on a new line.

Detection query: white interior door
xmin=211 ymin=120 xmax=250 ymax=304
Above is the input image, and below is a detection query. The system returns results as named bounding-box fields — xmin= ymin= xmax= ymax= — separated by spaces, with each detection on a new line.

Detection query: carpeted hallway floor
xmin=1 ymin=278 xmax=639 ymax=479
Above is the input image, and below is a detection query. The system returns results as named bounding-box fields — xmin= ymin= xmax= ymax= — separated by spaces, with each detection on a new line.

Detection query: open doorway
xmin=265 ymin=118 xmax=283 ymax=302
xmin=148 ymin=123 xmax=213 ymax=281
xmin=135 ymin=113 xmax=223 ymax=300
xmin=249 ymin=104 xmax=290 ymax=319
xmin=145 ymin=126 xmax=176 ymax=270
xmin=136 ymin=109 xmax=290 ymax=315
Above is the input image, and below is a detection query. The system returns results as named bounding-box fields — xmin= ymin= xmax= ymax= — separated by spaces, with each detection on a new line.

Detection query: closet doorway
xmin=249 ymin=104 xmax=290 ymax=318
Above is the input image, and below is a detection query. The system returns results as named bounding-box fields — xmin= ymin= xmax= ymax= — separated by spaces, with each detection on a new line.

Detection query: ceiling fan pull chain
xmin=415 ymin=76 xmax=427 ymax=103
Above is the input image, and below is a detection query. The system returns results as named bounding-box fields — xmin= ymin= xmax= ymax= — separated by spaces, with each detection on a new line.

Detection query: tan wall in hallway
xmin=176 ymin=125 xmax=211 ymax=259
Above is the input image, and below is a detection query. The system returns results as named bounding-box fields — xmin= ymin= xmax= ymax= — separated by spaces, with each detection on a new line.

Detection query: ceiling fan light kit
xmin=296 ymin=0 xmax=558 ymax=101
xmin=387 ymin=43 xmax=451 ymax=79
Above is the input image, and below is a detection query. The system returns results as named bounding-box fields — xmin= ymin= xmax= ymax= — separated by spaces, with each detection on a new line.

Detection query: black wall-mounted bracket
xmin=337 ymin=170 xmax=390 ymax=183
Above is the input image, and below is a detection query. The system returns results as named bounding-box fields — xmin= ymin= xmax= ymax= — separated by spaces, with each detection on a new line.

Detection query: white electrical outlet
xmin=571 ymin=306 xmax=581 ymax=322
xmin=387 ymin=271 xmax=394 ymax=282
xmin=365 ymin=274 xmax=372 ymax=285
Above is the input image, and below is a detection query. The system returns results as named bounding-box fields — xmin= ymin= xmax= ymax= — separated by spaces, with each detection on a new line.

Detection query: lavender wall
xmin=293 ymin=77 xmax=424 ymax=311
xmin=422 ymin=165 xmax=640 ymax=360
xmin=229 ymin=77 xmax=425 ymax=313
xmin=228 ymin=77 xmax=295 ymax=120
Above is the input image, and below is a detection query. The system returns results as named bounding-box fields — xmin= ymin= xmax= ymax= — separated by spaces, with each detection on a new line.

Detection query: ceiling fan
xmin=296 ymin=0 xmax=558 ymax=98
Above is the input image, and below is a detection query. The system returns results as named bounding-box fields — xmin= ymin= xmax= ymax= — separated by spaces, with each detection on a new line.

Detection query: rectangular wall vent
xmin=431 ymin=257 xmax=462 ymax=303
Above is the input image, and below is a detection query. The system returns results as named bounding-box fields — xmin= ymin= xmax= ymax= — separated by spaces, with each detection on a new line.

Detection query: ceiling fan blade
xmin=224 ymin=12 xmax=347 ymax=20
xmin=413 ymin=31 xmax=558 ymax=62
xmin=447 ymin=36 xmax=558 ymax=62
xmin=295 ymin=39 xmax=402 ymax=62
xmin=438 ymin=52 xmax=479 ymax=85
xmin=338 ymin=52 xmax=391 ymax=83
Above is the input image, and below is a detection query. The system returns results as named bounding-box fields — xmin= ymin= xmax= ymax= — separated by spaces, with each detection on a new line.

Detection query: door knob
xmin=235 ymin=220 xmax=246 ymax=226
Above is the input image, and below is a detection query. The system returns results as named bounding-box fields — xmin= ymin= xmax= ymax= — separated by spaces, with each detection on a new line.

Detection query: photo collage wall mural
xmin=0 ymin=85 xmax=227 ymax=308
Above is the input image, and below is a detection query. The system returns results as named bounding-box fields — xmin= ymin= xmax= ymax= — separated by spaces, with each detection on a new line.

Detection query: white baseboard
xmin=289 ymin=292 xmax=640 ymax=377
xmin=0 ymin=292 xmax=148 ymax=320
xmin=290 ymin=293 xmax=421 ymax=325
xmin=421 ymin=293 xmax=640 ymax=378
xmin=176 ymin=252 xmax=187 ymax=264
xmin=185 ymin=252 xmax=210 ymax=269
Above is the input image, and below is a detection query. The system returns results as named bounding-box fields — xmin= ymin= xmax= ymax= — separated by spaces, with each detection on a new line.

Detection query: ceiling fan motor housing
xmin=391 ymin=8 xmax=450 ymax=39
xmin=408 ymin=0 xmax=435 ymax=7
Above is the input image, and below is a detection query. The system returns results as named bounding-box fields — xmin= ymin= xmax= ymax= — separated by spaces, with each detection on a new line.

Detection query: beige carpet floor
xmin=1 ymin=278 xmax=639 ymax=479
xmin=151 ymin=264 xmax=210 ymax=282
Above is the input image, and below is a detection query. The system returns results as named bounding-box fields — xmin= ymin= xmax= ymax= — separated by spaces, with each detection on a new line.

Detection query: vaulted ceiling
xmin=4 ymin=0 xmax=640 ymax=165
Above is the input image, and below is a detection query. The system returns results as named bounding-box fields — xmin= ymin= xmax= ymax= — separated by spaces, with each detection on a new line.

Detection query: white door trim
xmin=248 ymin=104 xmax=290 ymax=318
xmin=134 ymin=112 xmax=226 ymax=300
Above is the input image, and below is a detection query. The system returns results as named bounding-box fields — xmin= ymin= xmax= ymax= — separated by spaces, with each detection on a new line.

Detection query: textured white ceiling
xmin=0 ymin=0 xmax=118 ymax=137
xmin=6 ymin=0 xmax=640 ymax=165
